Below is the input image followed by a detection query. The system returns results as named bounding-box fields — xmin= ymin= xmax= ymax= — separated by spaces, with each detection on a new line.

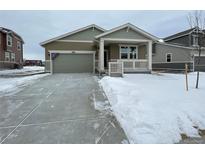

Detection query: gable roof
xmin=95 ymin=23 xmax=159 ymax=41
xmin=40 ymin=24 xmax=106 ymax=46
xmin=164 ymin=27 xmax=197 ymax=41
xmin=0 ymin=27 xmax=24 ymax=43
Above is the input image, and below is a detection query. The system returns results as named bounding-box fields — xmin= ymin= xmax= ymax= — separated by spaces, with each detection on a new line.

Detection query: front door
xmin=104 ymin=50 xmax=108 ymax=68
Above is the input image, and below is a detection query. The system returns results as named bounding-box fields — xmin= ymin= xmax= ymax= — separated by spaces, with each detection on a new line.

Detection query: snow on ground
xmin=99 ymin=72 xmax=205 ymax=143
xmin=0 ymin=66 xmax=44 ymax=75
xmin=0 ymin=74 xmax=48 ymax=96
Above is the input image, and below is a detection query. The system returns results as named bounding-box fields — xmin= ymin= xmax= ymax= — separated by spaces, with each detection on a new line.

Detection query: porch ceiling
xmin=104 ymin=40 xmax=148 ymax=46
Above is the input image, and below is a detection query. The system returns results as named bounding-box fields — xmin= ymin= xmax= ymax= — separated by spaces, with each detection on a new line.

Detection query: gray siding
xmin=153 ymin=43 xmax=192 ymax=63
xmin=60 ymin=28 xmax=103 ymax=41
xmin=165 ymin=33 xmax=205 ymax=48
xmin=165 ymin=34 xmax=191 ymax=47
xmin=102 ymin=28 xmax=150 ymax=40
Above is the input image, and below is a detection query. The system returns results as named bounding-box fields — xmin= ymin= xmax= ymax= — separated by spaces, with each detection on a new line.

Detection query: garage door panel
xmin=53 ymin=53 xmax=93 ymax=73
xmin=194 ymin=56 xmax=205 ymax=72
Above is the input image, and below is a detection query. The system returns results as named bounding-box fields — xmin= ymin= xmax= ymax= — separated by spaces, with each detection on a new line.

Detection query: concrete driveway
xmin=0 ymin=74 xmax=127 ymax=144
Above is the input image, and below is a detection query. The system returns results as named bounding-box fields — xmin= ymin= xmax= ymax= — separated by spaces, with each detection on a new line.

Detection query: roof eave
xmin=40 ymin=24 xmax=106 ymax=46
xmin=95 ymin=23 xmax=159 ymax=41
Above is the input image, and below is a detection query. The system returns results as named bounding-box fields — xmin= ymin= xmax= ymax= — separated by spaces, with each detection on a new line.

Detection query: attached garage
xmin=50 ymin=51 xmax=95 ymax=74
xmin=194 ymin=56 xmax=205 ymax=72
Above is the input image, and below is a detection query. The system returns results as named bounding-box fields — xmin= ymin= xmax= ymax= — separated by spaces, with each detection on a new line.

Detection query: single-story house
xmin=40 ymin=23 xmax=157 ymax=74
xmin=40 ymin=23 xmax=205 ymax=74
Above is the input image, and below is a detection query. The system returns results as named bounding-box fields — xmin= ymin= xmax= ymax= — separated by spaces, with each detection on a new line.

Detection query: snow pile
xmin=0 ymin=66 xmax=44 ymax=75
xmin=0 ymin=74 xmax=48 ymax=96
xmin=91 ymin=89 xmax=111 ymax=112
xmin=99 ymin=73 xmax=205 ymax=143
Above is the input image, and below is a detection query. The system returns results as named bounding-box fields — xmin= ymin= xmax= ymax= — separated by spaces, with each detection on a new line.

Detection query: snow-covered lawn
xmin=0 ymin=74 xmax=48 ymax=96
xmin=0 ymin=66 xmax=44 ymax=75
xmin=100 ymin=72 xmax=205 ymax=143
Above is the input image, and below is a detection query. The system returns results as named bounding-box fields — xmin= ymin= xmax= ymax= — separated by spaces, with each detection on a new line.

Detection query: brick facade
xmin=0 ymin=27 xmax=24 ymax=69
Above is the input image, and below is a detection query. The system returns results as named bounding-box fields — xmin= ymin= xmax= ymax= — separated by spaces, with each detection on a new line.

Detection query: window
xmin=120 ymin=46 xmax=129 ymax=59
xmin=7 ymin=35 xmax=12 ymax=47
xmin=17 ymin=41 xmax=21 ymax=50
xmin=120 ymin=45 xmax=138 ymax=59
xmin=5 ymin=52 xmax=10 ymax=61
xmin=166 ymin=53 xmax=172 ymax=62
xmin=192 ymin=35 xmax=198 ymax=46
xmin=11 ymin=53 xmax=15 ymax=62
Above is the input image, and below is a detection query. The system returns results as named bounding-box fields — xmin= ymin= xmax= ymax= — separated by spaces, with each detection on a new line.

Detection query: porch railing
xmin=117 ymin=59 xmax=148 ymax=71
xmin=108 ymin=61 xmax=124 ymax=77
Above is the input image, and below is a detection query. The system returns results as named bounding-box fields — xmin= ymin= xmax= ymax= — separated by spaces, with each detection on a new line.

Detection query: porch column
xmin=99 ymin=38 xmax=104 ymax=72
xmin=148 ymin=41 xmax=152 ymax=70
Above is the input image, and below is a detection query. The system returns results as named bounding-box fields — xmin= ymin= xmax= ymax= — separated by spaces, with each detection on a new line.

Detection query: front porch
xmin=96 ymin=38 xmax=152 ymax=75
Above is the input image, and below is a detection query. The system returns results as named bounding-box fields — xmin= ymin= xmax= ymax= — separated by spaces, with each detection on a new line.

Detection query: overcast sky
xmin=0 ymin=10 xmax=193 ymax=60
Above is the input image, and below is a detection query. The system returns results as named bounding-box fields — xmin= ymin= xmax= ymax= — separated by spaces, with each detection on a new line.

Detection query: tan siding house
xmin=41 ymin=23 xmax=158 ymax=74
xmin=40 ymin=23 xmax=205 ymax=74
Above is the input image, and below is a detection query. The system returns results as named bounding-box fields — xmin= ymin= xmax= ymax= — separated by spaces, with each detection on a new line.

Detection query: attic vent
xmin=92 ymin=26 xmax=95 ymax=31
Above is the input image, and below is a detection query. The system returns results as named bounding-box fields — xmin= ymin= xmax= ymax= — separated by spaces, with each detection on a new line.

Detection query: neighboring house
xmin=164 ymin=27 xmax=205 ymax=47
xmin=40 ymin=23 xmax=158 ymax=74
xmin=0 ymin=27 xmax=24 ymax=69
xmin=153 ymin=27 xmax=205 ymax=72
xmin=24 ymin=60 xmax=43 ymax=66
xmin=40 ymin=23 xmax=205 ymax=74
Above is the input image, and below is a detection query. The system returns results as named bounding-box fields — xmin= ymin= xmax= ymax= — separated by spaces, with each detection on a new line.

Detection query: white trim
xmin=148 ymin=41 xmax=152 ymax=70
xmin=50 ymin=51 xmax=53 ymax=74
xmin=118 ymin=44 xmax=139 ymax=47
xmin=102 ymin=38 xmax=151 ymax=43
xmin=49 ymin=50 xmax=95 ymax=54
xmin=193 ymin=56 xmax=195 ymax=72
xmin=56 ymin=40 xmax=94 ymax=43
xmin=40 ymin=24 xmax=105 ymax=46
xmin=99 ymin=39 xmax=104 ymax=72
xmin=95 ymin=23 xmax=159 ymax=41
xmin=193 ymin=54 xmax=205 ymax=56
xmin=166 ymin=53 xmax=172 ymax=63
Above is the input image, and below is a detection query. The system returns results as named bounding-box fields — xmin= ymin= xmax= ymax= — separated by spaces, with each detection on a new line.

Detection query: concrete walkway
xmin=0 ymin=74 xmax=127 ymax=144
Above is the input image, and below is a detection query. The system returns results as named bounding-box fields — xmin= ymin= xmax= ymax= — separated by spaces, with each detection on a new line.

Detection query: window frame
xmin=192 ymin=34 xmax=198 ymax=46
xmin=7 ymin=35 xmax=13 ymax=47
xmin=119 ymin=45 xmax=138 ymax=60
xmin=17 ymin=41 xmax=21 ymax=50
xmin=5 ymin=52 xmax=10 ymax=62
xmin=11 ymin=52 xmax=15 ymax=62
xmin=166 ymin=53 xmax=172 ymax=63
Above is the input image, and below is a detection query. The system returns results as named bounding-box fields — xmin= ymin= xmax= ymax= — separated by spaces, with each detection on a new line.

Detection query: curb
xmin=0 ymin=71 xmax=48 ymax=78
